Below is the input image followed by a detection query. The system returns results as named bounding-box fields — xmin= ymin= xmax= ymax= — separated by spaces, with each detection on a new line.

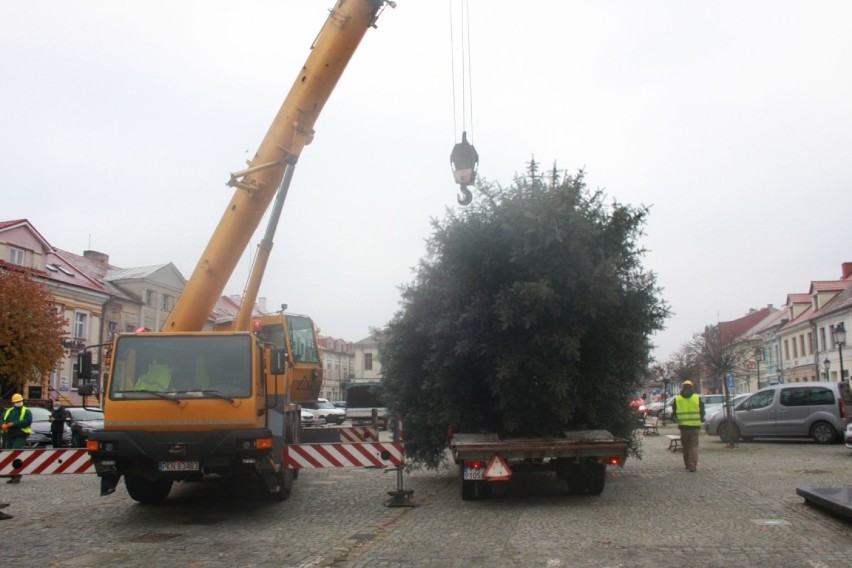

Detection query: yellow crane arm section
xmin=164 ymin=0 xmax=389 ymax=332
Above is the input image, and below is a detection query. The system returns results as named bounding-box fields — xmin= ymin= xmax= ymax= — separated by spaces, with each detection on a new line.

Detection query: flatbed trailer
xmin=450 ymin=429 xmax=628 ymax=500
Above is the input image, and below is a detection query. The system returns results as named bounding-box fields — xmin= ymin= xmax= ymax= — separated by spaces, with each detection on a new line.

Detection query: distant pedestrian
xmin=2 ymin=393 xmax=33 ymax=483
xmin=49 ymin=400 xmax=70 ymax=448
xmin=671 ymin=380 xmax=705 ymax=472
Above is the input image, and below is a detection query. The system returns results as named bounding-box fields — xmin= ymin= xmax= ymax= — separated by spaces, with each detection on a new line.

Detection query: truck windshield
xmin=108 ymin=335 xmax=253 ymax=400
xmin=259 ymin=315 xmax=319 ymax=365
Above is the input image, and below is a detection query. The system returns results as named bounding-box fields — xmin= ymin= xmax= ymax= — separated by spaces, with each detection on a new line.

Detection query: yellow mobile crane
xmin=79 ymin=0 xmax=395 ymax=504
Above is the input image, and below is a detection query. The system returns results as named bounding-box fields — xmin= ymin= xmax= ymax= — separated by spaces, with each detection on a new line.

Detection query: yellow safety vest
xmin=675 ymin=395 xmax=701 ymax=427
xmin=3 ymin=405 xmax=33 ymax=434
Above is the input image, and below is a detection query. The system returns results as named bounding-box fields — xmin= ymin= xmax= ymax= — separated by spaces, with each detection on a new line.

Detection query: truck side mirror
xmin=77 ymin=384 xmax=96 ymax=397
xmin=77 ymin=351 xmax=93 ymax=380
xmin=270 ymin=348 xmax=288 ymax=375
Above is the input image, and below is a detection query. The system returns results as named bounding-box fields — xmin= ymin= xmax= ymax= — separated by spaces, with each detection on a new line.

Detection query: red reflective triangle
xmin=484 ymin=454 xmax=511 ymax=480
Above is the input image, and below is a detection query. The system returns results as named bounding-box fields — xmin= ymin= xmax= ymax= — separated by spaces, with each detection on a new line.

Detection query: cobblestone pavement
xmin=1 ymin=423 xmax=850 ymax=567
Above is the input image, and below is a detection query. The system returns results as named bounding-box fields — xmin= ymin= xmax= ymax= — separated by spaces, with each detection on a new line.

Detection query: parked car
xmin=661 ymin=396 xmax=678 ymax=420
xmin=23 ymin=406 xmax=71 ymax=448
xmin=846 ymin=422 xmax=852 ymax=450
xmin=66 ymin=407 xmax=104 ymax=447
xmin=300 ymin=409 xmax=318 ymax=427
xmin=703 ymin=382 xmax=852 ymax=444
xmin=703 ymin=393 xmax=751 ymax=421
xmin=629 ymin=396 xmax=649 ymax=418
xmin=297 ymin=398 xmax=346 ymax=425
xmin=331 ymin=400 xmax=346 ymax=409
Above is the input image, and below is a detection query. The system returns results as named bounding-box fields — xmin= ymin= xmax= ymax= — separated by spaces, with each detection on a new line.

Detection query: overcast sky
xmin=3 ymin=1 xmax=851 ymax=362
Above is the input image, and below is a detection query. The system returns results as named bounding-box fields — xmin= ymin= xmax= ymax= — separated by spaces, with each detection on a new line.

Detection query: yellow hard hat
xmin=682 ymin=380 xmax=693 ymax=387
xmin=11 ymin=393 xmax=24 ymax=403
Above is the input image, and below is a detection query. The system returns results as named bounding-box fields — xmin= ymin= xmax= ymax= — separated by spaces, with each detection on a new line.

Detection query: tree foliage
xmin=380 ymin=165 xmax=669 ymax=467
xmin=0 ymin=269 xmax=68 ymax=397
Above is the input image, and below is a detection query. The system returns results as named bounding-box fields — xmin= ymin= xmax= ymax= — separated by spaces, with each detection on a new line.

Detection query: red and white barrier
xmin=338 ymin=426 xmax=380 ymax=442
xmin=284 ymin=442 xmax=403 ymax=469
xmin=0 ymin=448 xmax=95 ymax=475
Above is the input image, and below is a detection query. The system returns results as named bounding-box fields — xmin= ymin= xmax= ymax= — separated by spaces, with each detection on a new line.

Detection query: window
xmin=9 ymin=247 xmax=25 ymax=265
xmin=783 ymin=339 xmax=789 ymax=360
xmin=364 ymin=353 xmax=373 ymax=371
xmin=108 ymin=321 xmax=118 ymax=338
xmin=806 ymin=332 xmax=813 ymax=355
xmin=820 ymin=328 xmax=826 ymax=352
xmin=74 ymin=312 xmax=89 ymax=339
xmin=780 ymin=387 xmax=809 ymax=407
xmin=161 ymin=294 xmax=173 ymax=310
xmin=145 ymin=290 xmax=156 ymax=306
xmin=745 ymin=390 xmax=774 ymax=410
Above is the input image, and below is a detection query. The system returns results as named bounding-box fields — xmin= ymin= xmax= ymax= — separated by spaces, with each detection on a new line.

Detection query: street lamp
xmin=823 ymin=358 xmax=831 ymax=381
xmin=755 ymin=347 xmax=763 ymax=389
xmin=832 ymin=322 xmax=846 ymax=383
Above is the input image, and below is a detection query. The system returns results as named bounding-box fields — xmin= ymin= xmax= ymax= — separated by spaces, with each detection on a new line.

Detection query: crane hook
xmin=450 ymin=132 xmax=478 ymax=207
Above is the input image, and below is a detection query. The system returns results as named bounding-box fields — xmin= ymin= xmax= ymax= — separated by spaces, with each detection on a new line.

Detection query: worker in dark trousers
xmin=49 ymin=400 xmax=70 ymax=448
xmin=671 ymin=380 xmax=705 ymax=472
xmin=2 ymin=393 xmax=33 ymax=483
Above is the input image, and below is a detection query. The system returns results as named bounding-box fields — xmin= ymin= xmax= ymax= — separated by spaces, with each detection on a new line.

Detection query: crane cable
xmin=449 ymin=0 xmax=479 ymax=206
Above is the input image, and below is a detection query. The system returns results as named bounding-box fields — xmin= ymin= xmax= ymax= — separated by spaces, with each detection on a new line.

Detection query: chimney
xmin=83 ymin=250 xmax=109 ymax=264
xmin=842 ymin=262 xmax=852 ymax=279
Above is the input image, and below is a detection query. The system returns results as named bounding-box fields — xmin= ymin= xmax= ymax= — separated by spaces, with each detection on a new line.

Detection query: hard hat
xmin=11 ymin=393 xmax=24 ymax=403
xmin=682 ymin=380 xmax=693 ymax=387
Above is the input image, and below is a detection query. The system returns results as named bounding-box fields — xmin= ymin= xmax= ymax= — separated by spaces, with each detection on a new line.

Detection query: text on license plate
xmin=463 ymin=467 xmax=485 ymax=480
xmin=158 ymin=461 xmax=199 ymax=472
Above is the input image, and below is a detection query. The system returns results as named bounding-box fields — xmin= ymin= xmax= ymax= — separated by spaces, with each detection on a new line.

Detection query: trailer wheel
xmin=565 ymin=461 xmax=606 ymax=496
xmin=124 ymin=474 xmax=173 ymax=504
xmin=585 ymin=462 xmax=606 ymax=496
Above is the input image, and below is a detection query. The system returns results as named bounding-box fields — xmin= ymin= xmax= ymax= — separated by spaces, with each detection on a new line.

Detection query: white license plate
xmin=463 ymin=468 xmax=485 ymax=480
xmin=158 ymin=461 xmax=199 ymax=472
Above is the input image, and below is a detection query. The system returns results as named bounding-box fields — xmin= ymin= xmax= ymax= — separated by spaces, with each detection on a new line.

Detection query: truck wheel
xmin=124 ymin=475 xmax=173 ymax=504
xmin=262 ymin=468 xmax=294 ymax=502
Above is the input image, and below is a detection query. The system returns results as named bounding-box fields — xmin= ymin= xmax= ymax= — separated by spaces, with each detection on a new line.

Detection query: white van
xmin=704 ymin=381 xmax=852 ymax=444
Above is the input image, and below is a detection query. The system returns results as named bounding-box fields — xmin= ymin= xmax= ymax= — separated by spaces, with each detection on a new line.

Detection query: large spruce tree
xmin=381 ymin=164 xmax=669 ymax=467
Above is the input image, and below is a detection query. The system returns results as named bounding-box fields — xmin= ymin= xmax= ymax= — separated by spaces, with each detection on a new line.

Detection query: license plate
xmin=158 ymin=461 xmax=199 ymax=472
xmin=463 ymin=467 xmax=485 ymax=481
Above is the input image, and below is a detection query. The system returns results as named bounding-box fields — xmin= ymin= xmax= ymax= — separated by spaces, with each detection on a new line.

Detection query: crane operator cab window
xmin=109 ymin=335 xmax=253 ymax=400
xmin=135 ymin=361 xmax=172 ymax=391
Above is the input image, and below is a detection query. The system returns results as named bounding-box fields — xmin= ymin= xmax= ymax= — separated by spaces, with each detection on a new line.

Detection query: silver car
xmin=704 ymin=382 xmax=852 ymax=444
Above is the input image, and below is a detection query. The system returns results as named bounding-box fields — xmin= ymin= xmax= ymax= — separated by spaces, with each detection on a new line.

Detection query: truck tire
xmin=261 ymin=468 xmax=294 ymax=502
xmin=124 ymin=474 xmax=173 ymax=504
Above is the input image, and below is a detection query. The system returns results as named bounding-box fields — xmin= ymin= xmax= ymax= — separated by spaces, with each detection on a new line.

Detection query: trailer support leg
xmin=384 ymin=415 xmax=416 ymax=507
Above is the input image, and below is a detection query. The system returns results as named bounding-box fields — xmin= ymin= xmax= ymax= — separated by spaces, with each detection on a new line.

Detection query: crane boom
xmin=165 ymin=0 xmax=390 ymax=332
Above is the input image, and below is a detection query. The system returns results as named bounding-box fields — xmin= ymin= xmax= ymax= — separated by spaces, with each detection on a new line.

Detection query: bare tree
xmin=688 ymin=325 xmax=754 ymax=394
